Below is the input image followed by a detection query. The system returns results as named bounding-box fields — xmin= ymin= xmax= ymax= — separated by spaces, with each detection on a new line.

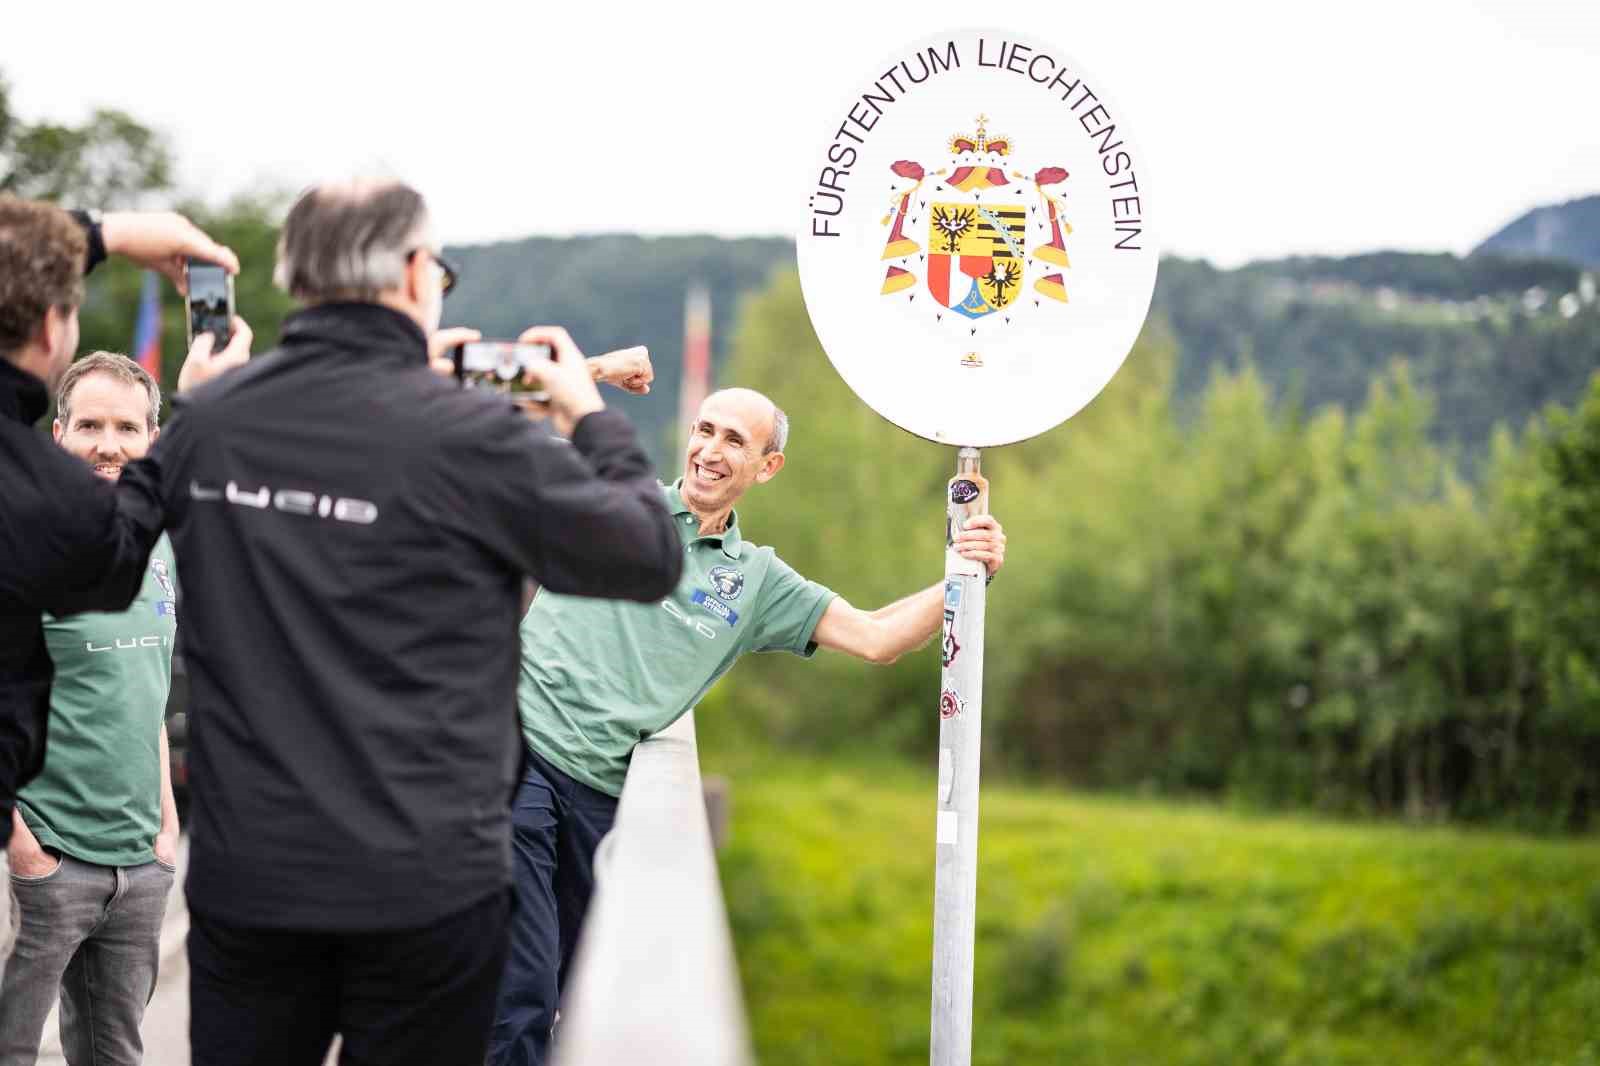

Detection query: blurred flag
xmin=131 ymin=271 xmax=162 ymax=380
xmin=678 ymin=284 xmax=711 ymax=454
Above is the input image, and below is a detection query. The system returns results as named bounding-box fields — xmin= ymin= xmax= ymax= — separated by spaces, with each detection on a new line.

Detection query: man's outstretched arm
xmin=812 ymin=515 xmax=1006 ymax=665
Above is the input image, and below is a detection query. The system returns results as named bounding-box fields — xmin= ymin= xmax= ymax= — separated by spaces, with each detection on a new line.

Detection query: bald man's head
xmin=705 ymin=388 xmax=788 ymax=455
xmin=681 ymin=388 xmax=790 ymax=520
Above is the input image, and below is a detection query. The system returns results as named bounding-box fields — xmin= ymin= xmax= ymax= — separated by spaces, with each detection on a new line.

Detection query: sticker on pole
xmin=797 ymin=29 xmax=1158 ymax=447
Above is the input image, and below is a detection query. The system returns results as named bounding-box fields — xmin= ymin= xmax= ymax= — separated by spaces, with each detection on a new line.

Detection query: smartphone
xmin=185 ymin=259 xmax=235 ymax=349
xmin=452 ymin=340 xmax=556 ymax=401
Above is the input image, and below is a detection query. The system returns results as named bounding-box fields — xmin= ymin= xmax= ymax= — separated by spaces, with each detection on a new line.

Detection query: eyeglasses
xmin=407 ymin=248 xmax=459 ymax=298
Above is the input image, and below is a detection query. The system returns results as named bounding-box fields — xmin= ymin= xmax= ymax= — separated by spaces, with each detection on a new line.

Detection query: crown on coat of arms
xmin=949 ymin=115 xmax=1011 ymax=157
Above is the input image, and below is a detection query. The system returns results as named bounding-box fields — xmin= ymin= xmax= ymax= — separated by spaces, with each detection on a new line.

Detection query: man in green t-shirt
xmin=0 ymin=352 xmax=181 ymax=1065
xmin=488 ymin=387 xmax=1008 ymax=1065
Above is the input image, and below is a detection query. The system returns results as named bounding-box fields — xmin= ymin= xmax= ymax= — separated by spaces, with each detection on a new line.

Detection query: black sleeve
xmin=438 ymin=407 xmax=682 ymax=602
xmin=67 ymin=210 xmax=108 ymax=276
xmin=29 ymin=455 xmax=164 ymax=617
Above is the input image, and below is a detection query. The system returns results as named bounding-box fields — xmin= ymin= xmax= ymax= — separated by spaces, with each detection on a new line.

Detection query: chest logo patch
xmin=709 ymin=566 xmax=745 ymax=601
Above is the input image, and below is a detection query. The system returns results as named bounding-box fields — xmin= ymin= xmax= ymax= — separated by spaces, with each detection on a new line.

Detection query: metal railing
xmin=551 ymin=712 xmax=753 ymax=1066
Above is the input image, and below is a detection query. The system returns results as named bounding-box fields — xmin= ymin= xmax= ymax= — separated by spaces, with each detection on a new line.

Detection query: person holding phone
xmin=0 ymin=197 xmax=248 ymax=986
xmin=154 ymin=179 xmax=681 ymax=1066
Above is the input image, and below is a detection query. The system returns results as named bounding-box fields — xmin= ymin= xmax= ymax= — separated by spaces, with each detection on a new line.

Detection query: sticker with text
xmin=690 ymin=589 xmax=740 ymax=626
xmin=941 ymin=609 xmax=961 ymax=668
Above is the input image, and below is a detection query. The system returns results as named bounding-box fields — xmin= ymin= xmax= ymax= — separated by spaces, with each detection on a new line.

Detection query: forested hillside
xmin=1156 ymin=252 xmax=1600 ymax=468
xmin=713 ymin=271 xmax=1600 ymax=830
xmin=438 ymin=235 xmax=1600 ymax=473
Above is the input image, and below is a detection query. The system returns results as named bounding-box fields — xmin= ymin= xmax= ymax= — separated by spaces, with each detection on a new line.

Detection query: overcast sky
xmin=5 ymin=0 xmax=1596 ymax=266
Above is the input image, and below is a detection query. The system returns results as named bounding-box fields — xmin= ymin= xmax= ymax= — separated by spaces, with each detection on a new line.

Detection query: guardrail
xmin=551 ymin=712 xmax=753 ymax=1066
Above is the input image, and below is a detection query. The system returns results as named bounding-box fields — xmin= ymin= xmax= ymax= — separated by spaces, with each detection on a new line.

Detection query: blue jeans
xmin=486 ymin=748 xmax=618 ymax=1066
xmin=0 ymin=853 xmax=174 ymax=1066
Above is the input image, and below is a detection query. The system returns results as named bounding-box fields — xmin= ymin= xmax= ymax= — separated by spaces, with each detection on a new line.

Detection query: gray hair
xmin=765 ymin=406 xmax=789 ymax=455
xmin=274 ymin=180 xmax=431 ymax=302
xmin=57 ymin=351 xmax=161 ymax=430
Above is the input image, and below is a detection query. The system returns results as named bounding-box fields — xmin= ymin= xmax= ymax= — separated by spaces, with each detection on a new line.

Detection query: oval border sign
xmin=797 ymin=28 xmax=1159 ymax=446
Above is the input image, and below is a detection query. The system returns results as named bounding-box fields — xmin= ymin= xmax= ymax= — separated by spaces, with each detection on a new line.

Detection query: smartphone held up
xmin=185 ymin=258 xmax=234 ymax=349
xmin=452 ymin=340 xmax=556 ymax=401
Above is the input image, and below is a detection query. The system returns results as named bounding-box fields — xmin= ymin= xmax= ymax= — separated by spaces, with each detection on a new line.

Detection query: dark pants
xmin=486 ymin=748 xmax=618 ymax=1066
xmin=188 ymin=889 xmax=510 ymax=1066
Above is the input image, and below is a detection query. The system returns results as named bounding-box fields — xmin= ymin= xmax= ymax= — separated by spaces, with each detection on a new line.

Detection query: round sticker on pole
xmin=797 ymin=28 xmax=1158 ymax=447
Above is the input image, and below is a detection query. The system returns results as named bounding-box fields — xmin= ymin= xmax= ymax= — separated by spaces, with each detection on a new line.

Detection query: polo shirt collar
xmin=665 ymin=480 xmax=742 ymax=560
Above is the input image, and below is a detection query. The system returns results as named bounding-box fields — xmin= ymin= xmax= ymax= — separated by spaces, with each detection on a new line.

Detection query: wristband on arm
xmin=67 ymin=209 xmax=107 ymax=276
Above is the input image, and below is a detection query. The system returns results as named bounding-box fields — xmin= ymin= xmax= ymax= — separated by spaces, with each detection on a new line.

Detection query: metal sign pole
xmin=931 ymin=445 xmax=988 ymax=1066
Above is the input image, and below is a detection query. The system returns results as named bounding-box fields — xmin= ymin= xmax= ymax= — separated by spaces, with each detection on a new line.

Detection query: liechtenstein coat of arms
xmin=879 ymin=114 xmax=1072 ymax=323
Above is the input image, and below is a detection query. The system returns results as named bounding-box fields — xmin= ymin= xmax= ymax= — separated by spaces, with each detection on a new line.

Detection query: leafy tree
xmin=0 ymin=74 xmax=173 ymax=208
xmin=1501 ymin=375 xmax=1600 ymax=824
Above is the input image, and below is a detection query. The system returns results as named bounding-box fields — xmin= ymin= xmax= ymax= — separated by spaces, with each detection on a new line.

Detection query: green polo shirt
xmin=20 ymin=536 xmax=176 ymax=867
xmin=518 ymin=482 xmax=836 ymax=796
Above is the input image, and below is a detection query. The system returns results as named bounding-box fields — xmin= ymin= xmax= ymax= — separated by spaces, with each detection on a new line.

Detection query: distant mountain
xmin=443 ymin=234 xmax=1600 ymax=475
xmin=1473 ymin=194 xmax=1600 ymax=268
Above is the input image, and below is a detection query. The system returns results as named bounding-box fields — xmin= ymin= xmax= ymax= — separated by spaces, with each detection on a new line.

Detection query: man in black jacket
xmin=146 ymin=180 xmax=681 ymax=1066
xmin=0 ymin=197 xmax=247 ymax=985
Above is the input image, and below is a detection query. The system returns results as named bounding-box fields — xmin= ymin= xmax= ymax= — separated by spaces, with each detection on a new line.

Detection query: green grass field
xmin=706 ymin=751 xmax=1600 ymax=1066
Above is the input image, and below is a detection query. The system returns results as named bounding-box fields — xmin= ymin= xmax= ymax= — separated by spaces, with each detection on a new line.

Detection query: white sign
xmin=797 ymin=29 xmax=1158 ymax=447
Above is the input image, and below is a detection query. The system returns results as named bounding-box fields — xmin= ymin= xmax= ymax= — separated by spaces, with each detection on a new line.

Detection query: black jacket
xmin=11 ymin=302 xmax=682 ymax=929
xmin=0 ymin=215 xmax=125 ymax=846
xmin=0 ymin=360 xmax=155 ymax=844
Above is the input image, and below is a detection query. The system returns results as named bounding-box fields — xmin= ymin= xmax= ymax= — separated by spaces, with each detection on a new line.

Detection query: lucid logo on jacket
xmin=190 ymin=480 xmax=378 ymax=525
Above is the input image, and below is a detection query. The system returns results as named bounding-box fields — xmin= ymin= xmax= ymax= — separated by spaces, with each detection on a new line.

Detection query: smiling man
xmin=489 ymin=386 xmax=1008 ymax=1066
xmin=0 ymin=353 xmax=181 ymax=1066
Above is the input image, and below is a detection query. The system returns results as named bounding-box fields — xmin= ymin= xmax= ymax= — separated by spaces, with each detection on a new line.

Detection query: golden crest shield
xmin=926 ymin=202 xmax=1027 ymax=318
